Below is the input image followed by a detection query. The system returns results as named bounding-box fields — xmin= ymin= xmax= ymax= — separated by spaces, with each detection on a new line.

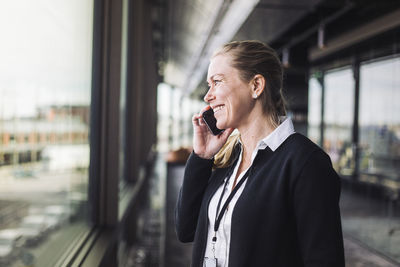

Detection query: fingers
xmin=220 ymin=128 xmax=234 ymax=140
xmin=192 ymin=113 xmax=205 ymax=127
xmin=192 ymin=105 xmax=211 ymax=127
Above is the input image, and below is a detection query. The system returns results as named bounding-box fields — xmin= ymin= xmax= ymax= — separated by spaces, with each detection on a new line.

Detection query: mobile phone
xmin=202 ymin=108 xmax=224 ymax=135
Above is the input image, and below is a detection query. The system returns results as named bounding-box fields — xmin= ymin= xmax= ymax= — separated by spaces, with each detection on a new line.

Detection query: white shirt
xmin=204 ymin=117 xmax=295 ymax=267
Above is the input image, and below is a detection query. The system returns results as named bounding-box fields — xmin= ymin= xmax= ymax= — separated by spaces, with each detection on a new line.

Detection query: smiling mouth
xmin=213 ymin=105 xmax=224 ymax=114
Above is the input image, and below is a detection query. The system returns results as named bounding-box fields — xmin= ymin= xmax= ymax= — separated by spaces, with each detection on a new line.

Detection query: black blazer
xmin=175 ymin=133 xmax=345 ymax=267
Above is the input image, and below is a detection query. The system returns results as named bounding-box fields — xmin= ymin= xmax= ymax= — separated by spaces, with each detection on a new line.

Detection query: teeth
xmin=213 ymin=106 xmax=224 ymax=113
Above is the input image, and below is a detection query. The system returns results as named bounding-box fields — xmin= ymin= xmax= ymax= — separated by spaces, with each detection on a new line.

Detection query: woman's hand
xmin=192 ymin=106 xmax=234 ymax=159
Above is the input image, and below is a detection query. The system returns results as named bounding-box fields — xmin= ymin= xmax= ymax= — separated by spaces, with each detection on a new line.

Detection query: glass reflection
xmin=359 ymin=57 xmax=400 ymax=179
xmin=323 ymin=68 xmax=355 ymax=176
xmin=0 ymin=1 xmax=93 ymax=266
xmin=349 ymin=56 xmax=400 ymax=262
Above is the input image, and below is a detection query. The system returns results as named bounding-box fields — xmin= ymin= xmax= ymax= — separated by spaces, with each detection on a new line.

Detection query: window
xmin=172 ymin=88 xmax=183 ymax=149
xmin=181 ymin=97 xmax=195 ymax=148
xmin=157 ymin=83 xmax=173 ymax=153
xmin=359 ymin=56 xmax=400 ymax=179
xmin=323 ymin=68 xmax=355 ymax=176
xmin=0 ymin=1 xmax=93 ymax=266
xmin=308 ymin=76 xmax=322 ymax=145
xmin=340 ymin=56 xmax=400 ymax=263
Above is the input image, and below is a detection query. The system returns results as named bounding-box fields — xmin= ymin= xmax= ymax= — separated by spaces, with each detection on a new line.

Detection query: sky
xmin=0 ymin=0 xmax=93 ymax=119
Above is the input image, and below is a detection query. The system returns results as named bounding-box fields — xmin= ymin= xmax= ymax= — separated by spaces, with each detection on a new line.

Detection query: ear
xmin=251 ymin=74 xmax=266 ymax=99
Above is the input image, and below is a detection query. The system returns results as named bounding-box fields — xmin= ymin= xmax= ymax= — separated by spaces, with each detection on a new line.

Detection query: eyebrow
xmin=207 ymin=74 xmax=225 ymax=83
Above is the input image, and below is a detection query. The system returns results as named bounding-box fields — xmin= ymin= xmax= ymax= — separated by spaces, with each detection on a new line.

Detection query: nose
xmin=203 ymin=86 xmax=215 ymax=103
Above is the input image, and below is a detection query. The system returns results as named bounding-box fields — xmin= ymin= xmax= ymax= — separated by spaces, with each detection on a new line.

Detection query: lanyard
xmin=212 ymin=168 xmax=251 ymax=243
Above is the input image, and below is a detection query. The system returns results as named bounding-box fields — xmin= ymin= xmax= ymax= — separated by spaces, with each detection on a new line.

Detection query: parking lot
xmin=0 ymin=163 xmax=87 ymax=266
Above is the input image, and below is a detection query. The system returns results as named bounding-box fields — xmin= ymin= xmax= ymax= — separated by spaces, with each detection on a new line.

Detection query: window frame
xmin=56 ymin=0 xmax=123 ymax=265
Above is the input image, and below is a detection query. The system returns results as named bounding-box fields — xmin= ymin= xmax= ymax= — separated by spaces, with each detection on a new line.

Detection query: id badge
xmin=203 ymin=257 xmax=218 ymax=267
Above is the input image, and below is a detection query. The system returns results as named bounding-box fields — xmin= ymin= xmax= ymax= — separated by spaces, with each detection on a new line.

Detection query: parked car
xmin=44 ymin=205 xmax=70 ymax=229
xmin=19 ymin=215 xmax=49 ymax=247
xmin=12 ymin=167 xmax=35 ymax=179
xmin=0 ymin=229 xmax=24 ymax=266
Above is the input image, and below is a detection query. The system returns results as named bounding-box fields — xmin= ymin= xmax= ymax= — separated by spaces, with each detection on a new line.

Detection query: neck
xmin=238 ymin=112 xmax=276 ymax=160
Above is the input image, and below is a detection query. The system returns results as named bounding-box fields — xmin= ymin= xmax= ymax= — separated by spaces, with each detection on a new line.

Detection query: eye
xmin=213 ymin=79 xmax=221 ymax=86
xmin=207 ymin=78 xmax=222 ymax=88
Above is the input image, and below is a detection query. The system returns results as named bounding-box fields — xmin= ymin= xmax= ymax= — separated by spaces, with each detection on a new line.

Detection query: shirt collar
xmin=257 ymin=117 xmax=295 ymax=152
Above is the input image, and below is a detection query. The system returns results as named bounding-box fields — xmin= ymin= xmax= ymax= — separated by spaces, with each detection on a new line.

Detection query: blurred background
xmin=0 ymin=0 xmax=399 ymax=266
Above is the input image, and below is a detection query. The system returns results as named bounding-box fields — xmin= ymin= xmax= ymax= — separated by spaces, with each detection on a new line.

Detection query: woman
xmin=175 ymin=40 xmax=345 ymax=267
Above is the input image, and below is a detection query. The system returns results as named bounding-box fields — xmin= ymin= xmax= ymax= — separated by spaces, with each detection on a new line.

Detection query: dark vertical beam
xmin=141 ymin=0 xmax=160 ymax=163
xmin=124 ymin=0 xmax=159 ymax=180
xmin=121 ymin=0 xmax=160 ymax=249
xmin=352 ymin=58 xmax=360 ymax=180
xmin=318 ymin=71 xmax=325 ymax=149
xmin=85 ymin=0 xmax=122 ymax=265
xmin=124 ymin=0 xmax=134 ymax=183
xmin=125 ymin=0 xmax=144 ymax=183
xmin=89 ymin=0 xmax=122 ymax=226
xmin=102 ymin=0 xmax=122 ymax=227
xmin=283 ymin=44 xmax=309 ymax=135
xmin=89 ymin=0 xmax=105 ymax=226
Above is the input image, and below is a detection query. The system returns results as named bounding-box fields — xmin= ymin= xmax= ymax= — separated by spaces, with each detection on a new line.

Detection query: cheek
xmin=223 ymin=98 xmax=243 ymax=124
xmin=229 ymin=94 xmax=253 ymax=120
xmin=227 ymin=95 xmax=245 ymax=113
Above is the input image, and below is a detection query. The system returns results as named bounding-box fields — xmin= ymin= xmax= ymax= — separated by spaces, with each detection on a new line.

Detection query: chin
xmin=216 ymin=120 xmax=229 ymax=130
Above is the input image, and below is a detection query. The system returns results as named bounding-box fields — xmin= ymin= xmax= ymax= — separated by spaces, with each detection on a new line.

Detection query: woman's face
xmin=204 ymin=54 xmax=254 ymax=130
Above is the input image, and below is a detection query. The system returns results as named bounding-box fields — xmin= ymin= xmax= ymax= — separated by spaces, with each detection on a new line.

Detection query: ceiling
xmin=151 ymin=0 xmax=400 ymax=97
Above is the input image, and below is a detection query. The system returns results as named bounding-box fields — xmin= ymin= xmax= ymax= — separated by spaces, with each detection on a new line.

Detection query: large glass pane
xmin=359 ymin=57 xmax=400 ymax=180
xmin=157 ymin=83 xmax=172 ymax=153
xmin=172 ymin=88 xmax=183 ymax=150
xmin=308 ymin=76 xmax=322 ymax=145
xmin=181 ymin=97 xmax=192 ymax=148
xmin=342 ymin=56 xmax=400 ymax=262
xmin=0 ymin=1 xmax=93 ymax=266
xmin=323 ymin=68 xmax=355 ymax=176
xmin=157 ymin=84 xmax=203 ymax=155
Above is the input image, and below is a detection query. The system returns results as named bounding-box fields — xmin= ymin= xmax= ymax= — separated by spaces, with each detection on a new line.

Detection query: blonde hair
xmin=212 ymin=40 xmax=287 ymax=168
